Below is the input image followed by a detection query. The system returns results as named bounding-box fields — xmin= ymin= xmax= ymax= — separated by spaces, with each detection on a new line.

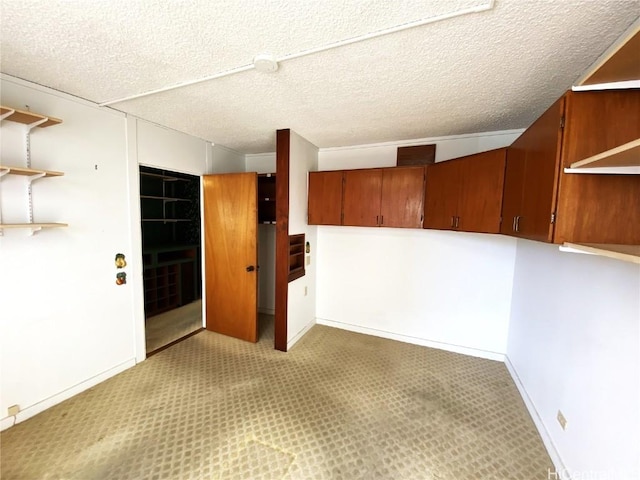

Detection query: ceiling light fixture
xmin=253 ymin=54 xmax=279 ymax=73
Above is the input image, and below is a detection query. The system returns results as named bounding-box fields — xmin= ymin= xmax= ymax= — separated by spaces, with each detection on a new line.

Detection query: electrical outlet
xmin=8 ymin=405 xmax=20 ymax=416
xmin=305 ymin=255 xmax=310 ymax=266
xmin=557 ymin=410 xmax=567 ymax=430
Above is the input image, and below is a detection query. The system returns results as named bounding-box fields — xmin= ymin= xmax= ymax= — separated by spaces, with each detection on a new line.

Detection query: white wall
xmin=506 ymin=240 xmax=640 ymax=480
xmin=315 ymin=130 xmax=522 ymax=359
xmin=0 ymin=76 xmax=136 ymax=430
xmin=287 ymin=131 xmax=318 ymax=348
xmin=209 ymin=144 xmax=245 ymax=174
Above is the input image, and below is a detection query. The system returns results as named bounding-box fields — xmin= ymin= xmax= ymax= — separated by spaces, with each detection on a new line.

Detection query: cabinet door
xmin=423 ymin=160 xmax=460 ymax=230
xmin=380 ymin=166 xmax=425 ymax=228
xmin=519 ymin=96 xmax=564 ymax=242
xmin=500 ymin=147 xmax=526 ymax=236
xmin=458 ymin=149 xmax=506 ymax=234
xmin=308 ymin=170 xmax=343 ymax=225
xmin=342 ymin=169 xmax=382 ymax=227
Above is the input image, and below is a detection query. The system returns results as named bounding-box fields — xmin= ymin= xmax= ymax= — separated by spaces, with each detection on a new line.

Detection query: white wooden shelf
xmin=0 ymin=223 xmax=68 ymax=236
xmin=560 ymin=242 xmax=640 ymax=264
xmin=564 ymin=138 xmax=640 ymax=174
xmin=0 ymin=106 xmax=62 ymax=128
xmin=0 ymin=165 xmax=64 ymax=178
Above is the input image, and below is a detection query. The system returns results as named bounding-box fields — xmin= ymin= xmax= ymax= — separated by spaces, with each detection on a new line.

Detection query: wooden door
xmin=203 ymin=173 xmax=258 ymax=343
xmin=458 ymin=149 xmax=506 ymax=234
xmin=380 ymin=166 xmax=425 ymax=228
xmin=500 ymin=147 xmax=526 ymax=236
xmin=519 ymin=96 xmax=565 ymax=242
xmin=423 ymin=160 xmax=460 ymax=230
xmin=308 ymin=170 xmax=343 ymax=225
xmin=342 ymin=169 xmax=382 ymax=227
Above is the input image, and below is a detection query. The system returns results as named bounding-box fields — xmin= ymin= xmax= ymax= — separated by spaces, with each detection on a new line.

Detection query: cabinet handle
xmin=515 ymin=216 xmax=521 ymax=233
xmin=380 ymin=215 xmax=384 ymax=225
xmin=455 ymin=216 xmax=460 ymax=229
xmin=512 ymin=216 xmax=517 ymax=232
xmin=451 ymin=216 xmax=456 ymax=228
xmin=376 ymin=215 xmax=379 ymax=225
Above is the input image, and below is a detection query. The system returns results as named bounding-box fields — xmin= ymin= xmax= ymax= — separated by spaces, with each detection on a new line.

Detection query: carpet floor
xmin=0 ymin=316 xmax=553 ymax=479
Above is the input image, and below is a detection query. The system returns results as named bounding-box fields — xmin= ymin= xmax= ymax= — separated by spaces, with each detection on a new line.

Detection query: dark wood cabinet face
xmin=501 ymin=96 xmax=564 ymax=242
xmin=424 ymin=160 xmax=460 ymax=230
xmin=380 ymin=166 xmax=425 ymax=228
xmin=342 ymin=169 xmax=383 ymax=227
xmin=308 ymin=170 xmax=344 ymax=226
xmin=458 ymin=149 xmax=506 ymax=234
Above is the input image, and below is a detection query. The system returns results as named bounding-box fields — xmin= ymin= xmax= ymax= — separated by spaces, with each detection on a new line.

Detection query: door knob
xmin=246 ymin=265 xmax=256 ymax=272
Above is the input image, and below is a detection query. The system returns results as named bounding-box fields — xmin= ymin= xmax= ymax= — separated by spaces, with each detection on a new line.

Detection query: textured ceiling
xmin=1 ymin=0 xmax=638 ymax=154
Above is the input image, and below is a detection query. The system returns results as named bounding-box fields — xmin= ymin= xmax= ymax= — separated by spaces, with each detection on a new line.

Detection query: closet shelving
xmin=0 ymin=105 xmax=66 ymax=235
xmin=140 ymin=170 xmax=191 ymax=223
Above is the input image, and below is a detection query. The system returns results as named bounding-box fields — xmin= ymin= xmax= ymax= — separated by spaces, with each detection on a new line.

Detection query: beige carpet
xmin=145 ymin=300 xmax=203 ymax=353
xmin=1 ymin=316 xmax=553 ymax=479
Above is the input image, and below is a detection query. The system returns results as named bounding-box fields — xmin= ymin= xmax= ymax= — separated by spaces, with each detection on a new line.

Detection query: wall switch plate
xmin=304 ymin=286 xmax=308 ymax=296
xmin=305 ymin=256 xmax=310 ymax=266
xmin=8 ymin=405 xmax=20 ymax=416
xmin=557 ymin=410 xmax=567 ymax=430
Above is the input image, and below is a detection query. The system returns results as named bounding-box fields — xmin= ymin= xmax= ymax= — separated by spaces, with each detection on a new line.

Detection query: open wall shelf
xmin=0 ymin=165 xmax=64 ymax=177
xmin=1 ymin=106 xmax=62 ymax=128
xmin=560 ymin=242 xmax=640 ymax=264
xmin=564 ymin=138 xmax=640 ymax=174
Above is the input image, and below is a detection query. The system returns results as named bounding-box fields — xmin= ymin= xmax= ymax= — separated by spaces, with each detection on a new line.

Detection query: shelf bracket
xmin=0 ymin=108 xmax=16 ymax=121
xmin=26 ymin=172 xmax=46 ymax=224
xmin=24 ymin=117 xmax=49 ymax=169
xmin=0 ymin=167 xmax=9 ymax=178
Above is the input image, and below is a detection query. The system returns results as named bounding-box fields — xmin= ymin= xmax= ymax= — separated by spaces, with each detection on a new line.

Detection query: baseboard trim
xmin=0 ymin=358 xmax=136 ymax=432
xmin=504 ymin=355 xmax=567 ymax=478
xmin=316 ymin=318 xmax=505 ymax=361
xmin=287 ymin=319 xmax=316 ymax=351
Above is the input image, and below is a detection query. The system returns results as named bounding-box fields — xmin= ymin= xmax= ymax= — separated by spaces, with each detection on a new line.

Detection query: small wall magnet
xmin=116 ymin=272 xmax=127 ymax=285
xmin=115 ymin=253 xmax=127 ymax=268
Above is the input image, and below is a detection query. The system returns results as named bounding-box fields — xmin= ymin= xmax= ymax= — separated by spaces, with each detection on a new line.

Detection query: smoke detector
xmin=253 ymin=53 xmax=279 ymax=73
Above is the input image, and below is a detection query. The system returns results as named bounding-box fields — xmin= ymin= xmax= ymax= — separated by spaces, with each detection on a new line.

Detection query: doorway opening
xmin=139 ymin=165 xmax=203 ymax=354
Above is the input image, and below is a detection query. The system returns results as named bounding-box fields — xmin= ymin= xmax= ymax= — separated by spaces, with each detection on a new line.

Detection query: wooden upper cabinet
xmin=424 ymin=149 xmax=506 ymax=234
xmin=308 ymin=170 xmax=343 ymax=225
xmin=380 ymin=166 xmax=425 ymax=228
xmin=342 ymin=169 xmax=383 ymax=227
xmin=458 ymin=149 xmax=506 ymax=233
xmin=501 ymin=96 xmax=565 ymax=242
xmin=424 ymin=160 xmax=460 ymax=230
xmin=554 ymin=89 xmax=640 ymax=244
xmin=502 ymin=89 xmax=640 ymax=245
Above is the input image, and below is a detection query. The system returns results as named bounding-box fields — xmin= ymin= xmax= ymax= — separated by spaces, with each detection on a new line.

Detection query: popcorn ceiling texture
xmin=0 ymin=0 xmax=637 ymax=153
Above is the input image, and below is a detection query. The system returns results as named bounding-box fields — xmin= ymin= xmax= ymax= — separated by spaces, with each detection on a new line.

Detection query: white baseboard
xmin=504 ymin=355 xmax=567 ymax=478
xmin=316 ymin=318 xmax=505 ymax=361
xmin=287 ymin=319 xmax=316 ymax=351
xmin=0 ymin=358 xmax=136 ymax=432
